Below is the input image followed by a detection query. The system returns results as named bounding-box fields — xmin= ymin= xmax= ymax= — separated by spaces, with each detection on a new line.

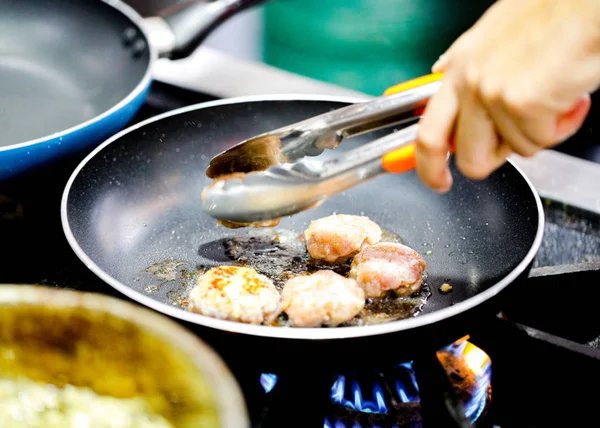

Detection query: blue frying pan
xmin=0 ymin=0 xmax=265 ymax=180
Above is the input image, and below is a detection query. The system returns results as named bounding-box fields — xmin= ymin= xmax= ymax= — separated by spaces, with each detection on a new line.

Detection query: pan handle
xmin=146 ymin=0 xmax=268 ymax=60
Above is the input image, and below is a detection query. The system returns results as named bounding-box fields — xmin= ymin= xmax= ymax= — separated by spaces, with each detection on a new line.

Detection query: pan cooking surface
xmin=141 ymin=227 xmax=432 ymax=327
xmin=0 ymin=59 xmax=98 ymax=145
xmin=0 ymin=0 xmax=150 ymax=146
xmin=63 ymin=98 xmax=542 ymax=337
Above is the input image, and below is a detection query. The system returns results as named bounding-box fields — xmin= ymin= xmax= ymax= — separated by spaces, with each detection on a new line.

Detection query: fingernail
xmin=434 ymin=170 xmax=453 ymax=193
xmin=554 ymin=93 xmax=591 ymax=143
xmin=432 ymin=54 xmax=447 ymax=72
xmin=433 ymin=183 xmax=451 ymax=194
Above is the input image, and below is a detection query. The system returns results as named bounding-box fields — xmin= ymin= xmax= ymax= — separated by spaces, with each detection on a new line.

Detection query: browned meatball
xmin=282 ymin=270 xmax=365 ymax=327
xmin=189 ymin=266 xmax=282 ymax=324
xmin=304 ymin=214 xmax=382 ymax=263
xmin=350 ymin=242 xmax=426 ymax=298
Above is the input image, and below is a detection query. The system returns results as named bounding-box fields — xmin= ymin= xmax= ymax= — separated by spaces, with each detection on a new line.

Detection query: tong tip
xmin=205 ymin=134 xmax=286 ymax=178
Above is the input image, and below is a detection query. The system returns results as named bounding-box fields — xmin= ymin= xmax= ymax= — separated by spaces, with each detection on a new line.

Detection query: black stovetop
xmin=1 ymin=81 xmax=600 ymax=428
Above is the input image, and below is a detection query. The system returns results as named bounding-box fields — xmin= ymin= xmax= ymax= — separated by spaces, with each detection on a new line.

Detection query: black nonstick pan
xmin=61 ymin=95 xmax=544 ymax=372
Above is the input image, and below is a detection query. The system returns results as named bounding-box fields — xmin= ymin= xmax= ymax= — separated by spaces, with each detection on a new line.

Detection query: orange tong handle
xmin=381 ymin=144 xmax=418 ymax=174
xmin=383 ymin=72 xmax=444 ymax=96
xmin=381 ymin=72 xmax=444 ymax=174
xmin=382 ymin=136 xmax=456 ymax=174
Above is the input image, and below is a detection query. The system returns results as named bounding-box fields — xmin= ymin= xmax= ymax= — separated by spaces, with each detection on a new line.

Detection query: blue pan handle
xmin=157 ymin=0 xmax=268 ymax=60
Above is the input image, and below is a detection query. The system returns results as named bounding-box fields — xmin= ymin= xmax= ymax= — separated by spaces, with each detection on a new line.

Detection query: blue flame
xmin=330 ymin=375 xmax=345 ymax=404
xmin=373 ymin=382 xmax=387 ymax=412
xmin=325 ymin=419 xmax=401 ymax=428
xmin=393 ymin=361 xmax=420 ymax=403
xmin=324 ymin=419 xmax=378 ymax=428
xmin=260 ymin=340 xmax=491 ymax=426
xmin=440 ymin=340 xmax=492 ymax=423
xmin=259 ymin=373 xmax=278 ymax=394
xmin=330 ymin=376 xmax=392 ymax=414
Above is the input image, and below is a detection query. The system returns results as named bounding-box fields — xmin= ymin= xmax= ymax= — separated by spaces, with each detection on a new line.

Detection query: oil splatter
xmin=141 ymin=227 xmax=431 ymax=327
xmin=145 ymin=260 xmax=186 ymax=282
xmin=223 ymin=228 xmax=430 ymax=327
xmin=142 ymin=259 xmax=191 ymax=295
xmin=164 ymin=268 xmax=205 ymax=307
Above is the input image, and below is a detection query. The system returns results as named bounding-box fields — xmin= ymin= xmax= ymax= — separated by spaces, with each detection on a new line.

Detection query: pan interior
xmin=65 ymin=99 xmax=540 ymax=331
xmin=0 ymin=0 xmax=150 ymax=146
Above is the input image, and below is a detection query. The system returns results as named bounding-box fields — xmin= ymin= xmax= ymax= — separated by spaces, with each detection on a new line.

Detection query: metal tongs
xmin=201 ymin=73 xmax=443 ymax=223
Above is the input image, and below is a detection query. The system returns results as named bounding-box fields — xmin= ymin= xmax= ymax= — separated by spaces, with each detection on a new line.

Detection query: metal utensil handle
xmin=298 ymin=75 xmax=441 ymax=143
xmin=158 ymin=0 xmax=269 ymax=59
xmin=293 ymin=125 xmax=420 ymax=206
xmin=320 ymin=124 xmax=419 ymax=178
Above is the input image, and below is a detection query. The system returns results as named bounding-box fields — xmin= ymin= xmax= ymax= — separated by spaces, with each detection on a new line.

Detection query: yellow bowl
xmin=0 ymin=285 xmax=248 ymax=427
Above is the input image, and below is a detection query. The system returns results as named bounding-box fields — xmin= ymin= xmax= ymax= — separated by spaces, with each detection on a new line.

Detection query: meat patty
xmin=304 ymin=214 xmax=382 ymax=263
xmin=282 ymin=270 xmax=365 ymax=327
xmin=350 ymin=242 xmax=426 ymax=298
xmin=188 ymin=266 xmax=282 ymax=324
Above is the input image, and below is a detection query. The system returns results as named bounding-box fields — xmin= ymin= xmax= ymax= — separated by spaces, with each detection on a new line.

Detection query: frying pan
xmin=61 ymin=95 xmax=544 ymax=372
xmin=0 ymin=0 xmax=265 ymax=180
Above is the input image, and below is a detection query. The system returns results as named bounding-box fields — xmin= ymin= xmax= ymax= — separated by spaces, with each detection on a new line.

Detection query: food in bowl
xmin=0 ymin=286 xmax=248 ymax=428
xmin=0 ymin=377 xmax=172 ymax=427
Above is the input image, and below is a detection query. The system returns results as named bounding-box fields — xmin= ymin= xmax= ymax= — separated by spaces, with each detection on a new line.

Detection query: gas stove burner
xmin=259 ymin=338 xmax=491 ymax=428
xmin=328 ymin=362 xmax=419 ymax=414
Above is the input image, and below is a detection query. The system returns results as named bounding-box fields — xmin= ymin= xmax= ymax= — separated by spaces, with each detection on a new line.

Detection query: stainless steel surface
xmin=205 ymin=81 xmax=437 ymax=178
xmin=159 ymin=0 xmax=267 ymax=60
xmin=202 ymin=125 xmax=418 ymax=222
xmin=125 ymin=0 xmax=186 ymax=16
xmin=153 ymin=46 xmax=369 ymax=98
xmin=510 ymin=150 xmax=600 ymax=215
xmin=528 ymin=261 xmax=600 ymax=277
xmin=142 ymin=16 xmax=176 ymax=56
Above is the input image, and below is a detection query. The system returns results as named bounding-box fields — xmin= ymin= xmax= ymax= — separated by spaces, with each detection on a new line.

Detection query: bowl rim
xmin=0 ymin=284 xmax=249 ymax=428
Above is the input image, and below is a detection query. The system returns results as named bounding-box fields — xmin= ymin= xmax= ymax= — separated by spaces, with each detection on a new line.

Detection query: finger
xmin=432 ymin=29 xmax=474 ymax=73
xmin=415 ymin=81 xmax=459 ymax=193
xmin=499 ymin=94 xmax=590 ymax=154
xmin=554 ymin=93 xmax=591 ymax=142
xmin=496 ymin=142 xmax=513 ymax=160
xmin=454 ymin=90 xmax=503 ymax=180
xmin=484 ymin=99 xmax=542 ymax=157
xmin=432 ymin=53 xmax=449 ymax=73
xmin=500 ymin=88 xmax=589 ymax=149
xmin=432 ymin=38 xmax=460 ymax=73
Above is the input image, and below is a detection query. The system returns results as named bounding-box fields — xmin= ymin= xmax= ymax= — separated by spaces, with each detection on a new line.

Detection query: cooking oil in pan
xmin=143 ymin=227 xmax=431 ymax=327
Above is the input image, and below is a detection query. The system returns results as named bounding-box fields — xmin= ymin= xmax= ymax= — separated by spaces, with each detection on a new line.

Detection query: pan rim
xmin=0 ymin=0 xmax=155 ymax=153
xmin=61 ymin=94 xmax=545 ymax=340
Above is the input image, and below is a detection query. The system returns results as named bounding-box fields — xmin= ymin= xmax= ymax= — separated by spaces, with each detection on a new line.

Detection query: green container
xmin=266 ymin=43 xmax=429 ymax=95
xmin=263 ymin=0 xmax=494 ymax=95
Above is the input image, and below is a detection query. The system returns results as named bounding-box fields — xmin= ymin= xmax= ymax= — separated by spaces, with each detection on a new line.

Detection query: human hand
xmin=416 ymin=0 xmax=600 ymax=192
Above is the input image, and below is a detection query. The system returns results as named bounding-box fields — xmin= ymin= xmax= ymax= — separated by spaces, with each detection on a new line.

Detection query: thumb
xmin=432 ymin=53 xmax=449 ymax=73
